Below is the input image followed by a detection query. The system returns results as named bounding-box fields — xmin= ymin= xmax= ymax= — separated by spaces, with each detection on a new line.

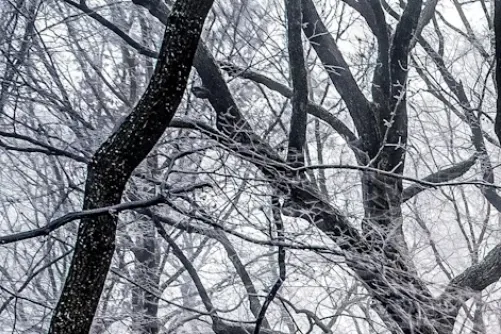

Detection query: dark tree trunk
xmin=495 ymin=0 xmax=501 ymax=143
xmin=285 ymin=0 xmax=308 ymax=167
xmin=48 ymin=1 xmax=215 ymax=333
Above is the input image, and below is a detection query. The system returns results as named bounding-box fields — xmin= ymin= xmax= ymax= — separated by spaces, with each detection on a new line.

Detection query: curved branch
xmin=446 ymin=244 xmax=501 ymax=292
xmin=436 ymin=244 xmax=501 ymax=333
xmin=153 ymin=219 xmax=285 ymax=334
xmin=212 ymin=232 xmax=269 ymax=325
xmin=218 ymin=62 xmax=357 ymax=142
xmin=402 ymin=154 xmax=478 ymax=202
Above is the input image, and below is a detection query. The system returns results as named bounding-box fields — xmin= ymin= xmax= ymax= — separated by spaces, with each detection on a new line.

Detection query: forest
xmin=2 ymin=0 xmax=501 ymax=333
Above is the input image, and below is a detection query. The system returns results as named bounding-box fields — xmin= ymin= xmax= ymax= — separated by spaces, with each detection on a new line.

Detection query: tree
xmin=2 ymin=0 xmax=501 ymax=333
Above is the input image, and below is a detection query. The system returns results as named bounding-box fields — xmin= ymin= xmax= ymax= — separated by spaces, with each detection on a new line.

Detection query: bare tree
xmin=4 ymin=0 xmax=501 ymax=334
xmin=0 ymin=0 xmax=214 ymax=333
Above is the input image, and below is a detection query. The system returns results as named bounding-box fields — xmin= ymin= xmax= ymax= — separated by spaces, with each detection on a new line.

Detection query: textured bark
xmin=496 ymin=0 xmax=501 ymax=143
xmin=367 ymin=0 xmax=391 ymax=106
xmin=131 ymin=219 xmax=160 ymax=334
xmin=285 ymin=0 xmax=308 ymax=166
xmin=301 ymin=0 xmax=376 ymax=141
xmin=401 ymin=154 xmax=478 ymax=202
xmin=5 ymin=0 xmax=501 ymax=333
xmin=48 ymin=1 xmax=215 ymax=333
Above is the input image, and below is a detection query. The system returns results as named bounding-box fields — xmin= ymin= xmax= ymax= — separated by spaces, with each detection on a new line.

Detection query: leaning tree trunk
xmin=48 ymin=1 xmax=215 ymax=333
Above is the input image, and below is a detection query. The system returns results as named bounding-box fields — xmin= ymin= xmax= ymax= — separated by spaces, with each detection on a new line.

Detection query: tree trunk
xmin=48 ymin=1 xmax=215 ymax=333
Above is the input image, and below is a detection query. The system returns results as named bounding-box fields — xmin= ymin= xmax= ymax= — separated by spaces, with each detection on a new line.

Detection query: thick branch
xmin=301 ymin=0 xmax=375 ymax=137
xmin=495 ymin=0 xmax=501 ymax=142
xmin=409 ymin=0 xmax=438 ymax=50
xmin=372 ymin=0 xmax=422 ymax=173
xmin=390 ymin=0 xmax=422 ymax=98
xmin=435 ymin=244 xmax=501 ymax=333
xmin=130 ymin=0 xmax=256 ymax=142
xmin=367 ymin=0 xmax=391 ymax=104
xmin=402 ymin=154 xmax=478 ymax=202
xmin=447 ymin=244 xmax=501 ymax=292
xmin=285 ymin=0 xmax=309 ymax=165
xmin=341 ymin=0 xmax=379 ymax=34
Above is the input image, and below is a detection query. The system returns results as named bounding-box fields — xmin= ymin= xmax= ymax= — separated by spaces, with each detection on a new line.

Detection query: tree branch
xmin=409 ymin=0 xmax=438 ymax=50
xmin=436 ymin=244 xmax=501 ymax=333
xmin=61 ymin=0 xmax=158 ymax=58
xmin=130 ymin=0 xmax=257 ymax=143
xmin=254 ymin=196 xmax=286 ymax=334
xmin=495 ymin=0 xmax=501 ymax=143
xmin=301 ymin=0 xmax=375 ymax=137
xmin=218 ymin=62 xmax=357 ymax=143
xmin=390 ymin=0 xmax=422 ymax=99
xmin=0 ymin=195 xmax=167 ymax=245
xmin=379 ymin=1 xmax=501 ymax=214
xmin=367 ymin=0 xmax=391 ymax=104
xmin=0 ymin=131 xmax=88 ymax=163
xmin=153 ymin=217 xmax=283 ymax=334
xmin=446 ymin=244 xmax=501 ymax=292
xmin=152 ymin=220 xmax=217 ymax=318
xmin=402 ymin=154 xmax=478 ymax=202
xmin=285 ymin=0 xmax=309 ymax=166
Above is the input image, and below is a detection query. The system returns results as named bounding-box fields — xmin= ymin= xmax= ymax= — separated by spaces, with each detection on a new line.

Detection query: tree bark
xmin=285 ymin=0 xmax=308 ymax=166
xmin=48 ymin=1 xmax=215 ymax=333
xmin=495 ymin=0 xmax=501 ymax=142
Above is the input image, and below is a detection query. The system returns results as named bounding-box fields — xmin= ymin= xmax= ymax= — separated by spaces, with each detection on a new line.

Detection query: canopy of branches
xmin=2 ymin=0 xmax=501 ymax=334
